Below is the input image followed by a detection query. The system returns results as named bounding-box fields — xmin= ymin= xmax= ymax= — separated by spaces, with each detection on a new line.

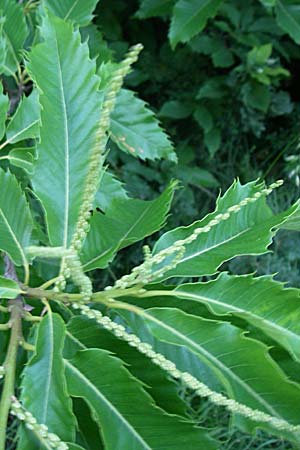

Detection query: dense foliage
xmin=0 ymin=1 xmax=299 ymax=450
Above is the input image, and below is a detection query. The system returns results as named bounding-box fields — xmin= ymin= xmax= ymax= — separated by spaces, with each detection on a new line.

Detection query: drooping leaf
xmin=136 ymin=0 xmax=175 ymax=18
xmin=0 ymin=0 xmax=28 ymax=75
xmin=6 ymin=89 xmax=40 ymax=144
xmin=66 ymin=316 xmax=187 ymax=416
xmin=173 ymin=273 xmax=300 ymax=361
xmin=27 ymin=13 xmax=100 ymax=246
xmin=275 ymin=0 xmax=300 ymax=44
xmin=152 ymin=180 xmax=296 ymax=279
xmin=18 ymin=313 xmax=76 ymax=449
xmin=5 ymin=148 xmax=35 ymax=174
xmin=0 ymin=82 xmax=8 ymax=140
xmin=0 ymin=169 xmax=33 ymax=267
xmin=280 ymin=200 xmax=300 ymax=231
xmin=0 ymin=276 xmax=21 ymax=298
xmin=111 ymin=89 xmax=176 ymax=162
xmin=169 ymin=0 xmax=224 ymax=48
xmin=124 ymin=308 xmax=300 ymax=439
xmin=81 ymin=181 xmax=176 ymax=271
xmin=72 ymin=398 xmax=104 ymax=450
xmin=44 ymin=0 xmax=100 ymax=26
xmin=65 ymin=349 xmax=217 ymax=450
xmin=94 ymin=170 xmax=128 ymax=212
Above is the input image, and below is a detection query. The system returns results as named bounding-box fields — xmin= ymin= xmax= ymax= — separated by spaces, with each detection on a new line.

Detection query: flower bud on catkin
xmin=10 ymin=398 xmax=68 ymax=449
xmin=73 ymin=302 xmax=300 ymax=435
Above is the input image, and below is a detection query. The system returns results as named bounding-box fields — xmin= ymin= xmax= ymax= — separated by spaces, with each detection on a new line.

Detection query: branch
xmin=0 ymin=256 xmax=24 ymax=450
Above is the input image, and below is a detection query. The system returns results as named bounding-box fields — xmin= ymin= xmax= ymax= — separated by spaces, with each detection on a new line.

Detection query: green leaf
xmin=0 ymin=18 xmax=7 ymax=75
xmin=5 ymin=148 xmax=35 ymax=174
xmin=159 ymin=100 xmax=192 ymax=119
xmin=136 ymin=0 xmax=175 ymax=18
xmin=247 ymin=44 xmax=273 ymax=66
xmin=6 ymin=89 xmax=40 ymax=144
xmin=27 ymin=13 xmax=100 ymax=246
xmin=72 ymin=398 xmax=104 ymax=450
xmin=111 ymin=89 xmax=176 ymax=162
xmin=275 ymin=0 xmax=300 ymax=44
xmin=67 ymin=445 xmax=86 ymax=450
xmin=0 ymin=276 xmax=21 ymax=298
xmin=94 ymin=171 xmax=128 ymax=212
xmin=66 ymin=316 xmax=187 ymax=416
xmin=0 ymin=82 xmax=8 ymax=140
xmin=44 ymin=0 xmax=100 ymax=26
xmin=174 ymin=273 xmax=300 ymax=361
xmin=193 ymin=105 xmax=214 ymax=132
xmin=243 ymin=81 xmax=271 ymax=112
xmin=0 ymin=0 xmax=28 ymax=75
xmin=18 ymin=313 xmax=76 ymax=449
xmin=169 ymin=0 xmax=224 ymax=48
xmin=81 ymin=181 xmax=176 ymax=271
xmin=204 ymin=128 xmax=221 ymax=156
xmin=65 ymin=349 xmax=217 ymax=450
xmin=280 ymin=200 xmax=300 ymax=230
xmin=0 ymin=169 xmax=33 ymax=267
xmin=212 ymin=47 xmax=234 ymax=68
xmin=176 ymin=165 xmax=218 ymax=188
xmin=197 ymin=78 xmax=227 ymax=100
xmin=152 ymin=180 xmax=296 ymax=279
xmin=80 ymin=24 xmax=112 ymax=64
xmin=127 ymin=308 xmax=300 ymax=438
xmin=260 ymin=0 xmax=277 ymax=6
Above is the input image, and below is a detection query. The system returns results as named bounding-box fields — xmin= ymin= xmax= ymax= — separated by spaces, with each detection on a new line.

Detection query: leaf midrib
xmin=174 ymin=288 xmax=300 ymax=344
xmin=53 ymin=28 xmax=70 ymax=248
xmin=0 ymin=208 xmax=27 ymax=267
xmin=64 ymin=359 xmax=152 ymax=450
xmin=172 ymin=0 xmax=218 ymax=38
xmin=144 ymin=310 xmax=280 ymax=418
xmin=6 ymin=119 xmax=39 ymax=144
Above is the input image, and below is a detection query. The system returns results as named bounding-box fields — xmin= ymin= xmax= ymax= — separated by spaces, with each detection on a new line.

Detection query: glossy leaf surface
xmin=125 ymin=307 xmax=300 ymax=438
xmin=0 ymin=276 xmax=21 ymax=299
xmin=81 ymin=182 xmax=176 ymax=271
xmin=0 ymin=169 xmax=33 ymax=267
xmin=6 ymin=90 xmax=40 ymax=144
xmin=174 ymin=273 xmax=300 ymax=361
xmin=275 ymin=0 xmax=300 ymax=43
xmin=27 ymin=13 xmax=100 ymax=246
xmin=169 ymin=0 xmax=224 ymax=47
xmin=44 ymin=0 xmax=99 ymax=26
xmin=153 ymin=180 xmax=296 ymax=279
xmin=111 ymin=89 xmax=176 ymax=162
xmin=0 ymin=0 xmax=27 ymax=75
xmin=66 ymin=316 xmax=187 ymax=416
xmin=94 ymin=171 xmax=128 ymax=212
xmin=65 ymin=348 xmax=217 ymax=450
xmin=18 ymin=313 xmax=76 ymax=448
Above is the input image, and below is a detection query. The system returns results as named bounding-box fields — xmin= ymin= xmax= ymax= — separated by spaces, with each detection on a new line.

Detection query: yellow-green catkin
xmin=10 ymin=398 xmax=68 ymax=450
xmin=109 ymin=180 xmax=284 ymax=290
xmin=70 ymin=43 xmax=143 ymax=255
xmin=56 ymin=44 xmax=143 ymax=296
xmin=72 ymin=302 xmax=300 ymax=435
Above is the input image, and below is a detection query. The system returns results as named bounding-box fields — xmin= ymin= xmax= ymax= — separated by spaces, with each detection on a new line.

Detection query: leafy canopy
xmin=0 ymin=3 xmax=299 ymax=450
